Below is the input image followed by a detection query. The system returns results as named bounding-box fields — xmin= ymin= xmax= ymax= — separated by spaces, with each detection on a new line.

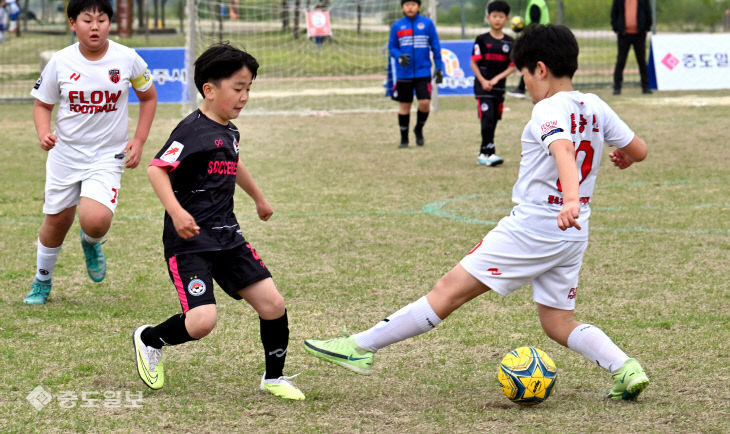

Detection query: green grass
xmin=1 ymin=89 xmax=729 ymax=432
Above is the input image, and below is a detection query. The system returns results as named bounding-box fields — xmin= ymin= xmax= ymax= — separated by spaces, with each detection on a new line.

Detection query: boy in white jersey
xmin=23 ymin=0 xmax=157 ymax=305
xmin=305 ymin=24 xmax=650 ymax=401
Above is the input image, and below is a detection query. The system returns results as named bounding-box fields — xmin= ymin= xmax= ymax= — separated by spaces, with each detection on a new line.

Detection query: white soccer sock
xmin=566 ymin=324 xmax=629 ymax=373
xmin=81 ymin=231 xmax=104 ymax=245
xmin=36 ymin=239 xmax=62 ymax=281
xmin=352 ymin=296 xmax=442 ymax=352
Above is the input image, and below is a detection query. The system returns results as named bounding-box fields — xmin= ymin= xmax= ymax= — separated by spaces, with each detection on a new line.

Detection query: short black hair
xmin=511 ymin=24 xmax=579 ymax=78
xmin=194 ymin=43 xmax=260 ymax=97
xmin=487 ymin=1 xmax=510 ymax=15
xmin=67 ymin=0 xmax=113 ymax=20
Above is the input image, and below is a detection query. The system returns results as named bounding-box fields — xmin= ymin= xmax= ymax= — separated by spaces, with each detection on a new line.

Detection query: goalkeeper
xmin=388 ymin=0 xmax=444 ymax=148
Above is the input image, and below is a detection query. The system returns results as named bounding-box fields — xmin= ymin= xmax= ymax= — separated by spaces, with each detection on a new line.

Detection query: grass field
xmin=1 ymin=89 xmax=729 ymax=433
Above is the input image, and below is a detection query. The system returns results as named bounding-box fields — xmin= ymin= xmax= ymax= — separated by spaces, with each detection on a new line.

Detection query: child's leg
xmin=536 ymin=303 xmax=629 ymax=373
xmin=478 ymin=97 xmax=497 ymax=155
xmin=353 ymin=264 xmax=489 ymax=351
xmin=398 ymin=101 xmax=411 ymax=146
xmin=36 ymin=207 xmax=76 ymax=279
xmin=77 ymin=197 xmax=113 ymax=239
xmin=413 ymin=99 xmax=430 ymax=145
xmin=236 ymin=278 xmax=288 ymax=379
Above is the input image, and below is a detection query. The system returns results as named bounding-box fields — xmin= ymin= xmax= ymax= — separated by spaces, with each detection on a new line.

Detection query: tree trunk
xmin=293 ymin=0 xmax=300 ymax=39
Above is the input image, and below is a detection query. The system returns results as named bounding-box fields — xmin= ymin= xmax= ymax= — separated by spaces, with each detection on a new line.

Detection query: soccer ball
xmin=497 ymin=346 xmax=557 ymax=405
xmin=510 ymin=16 xmax=525 ymax=33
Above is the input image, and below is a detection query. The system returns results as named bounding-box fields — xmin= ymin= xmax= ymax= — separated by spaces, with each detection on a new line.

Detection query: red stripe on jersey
xmin=483 ymin=53 xmax=508 ymax=61
xmin=471 ymin=54 xmax=482 ymax=62
xmin=149 ymin=158 xmax=180 ymax=172
xmin=397 ymin=29 xmax=413 ymax=38
xmin=168 ymin=256 xmax=189 ymax=313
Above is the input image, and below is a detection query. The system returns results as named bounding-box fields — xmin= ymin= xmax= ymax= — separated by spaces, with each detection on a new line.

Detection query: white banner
xmin=649 ymin=34 xmax=730 ymax=90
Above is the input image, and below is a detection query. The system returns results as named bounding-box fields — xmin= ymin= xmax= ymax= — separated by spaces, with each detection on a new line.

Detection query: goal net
xmin=186 ymin=0 xmax=413 ymax=115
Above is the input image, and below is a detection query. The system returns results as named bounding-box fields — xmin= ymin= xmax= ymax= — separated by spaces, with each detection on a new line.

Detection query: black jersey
xmin=471 ymin=32 xmax=514 ymax=97
xmin=150 ymin=110 xmax=245 ymax=258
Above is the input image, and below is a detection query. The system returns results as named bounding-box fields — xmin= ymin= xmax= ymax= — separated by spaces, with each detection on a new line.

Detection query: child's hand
xmin=488 ymin=78 xmax=499 ymax=88
xmin=39 ymin=133 xmax=57 ymax=151
xmin=123 ymin=138 xmax=144 ymax=169
xmin=480 ymin=78 xmax=492 ymax=91
xmin=256 ymin=199 xmax=274 ymax=221
xmin=609 ymin=148 xmax=634 ymax=169
xmin=171 ymin=209 xmax=200 ymax=239
xmin=557 ymin=201 xmax=582 ymax=231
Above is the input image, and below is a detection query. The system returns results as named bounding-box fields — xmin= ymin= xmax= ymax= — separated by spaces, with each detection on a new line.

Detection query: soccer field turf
xmin=1 ymin=90 xmax=728 ymax=432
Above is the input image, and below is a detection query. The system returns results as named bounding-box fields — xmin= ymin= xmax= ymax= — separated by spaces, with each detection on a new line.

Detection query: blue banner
xmin=437 ymin=40 xmax=475 ymax=97
xmin=130 ymin=47 xmax=188 ymax=104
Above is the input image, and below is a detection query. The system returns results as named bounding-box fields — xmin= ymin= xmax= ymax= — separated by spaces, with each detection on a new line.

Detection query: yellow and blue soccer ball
xmin=498 ymin=346 xmax=557 ymax=405
xmin=510 ymin=16 xmax=525 ymax=33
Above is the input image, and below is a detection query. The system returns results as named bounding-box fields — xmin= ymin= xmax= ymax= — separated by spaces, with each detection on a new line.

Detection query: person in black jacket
xmin=611 ymin=0 xmax=653 ymax=95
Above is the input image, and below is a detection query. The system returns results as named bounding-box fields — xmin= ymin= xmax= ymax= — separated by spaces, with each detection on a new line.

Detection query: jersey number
xmin=556 ymin=140 xmax=594 ymax=192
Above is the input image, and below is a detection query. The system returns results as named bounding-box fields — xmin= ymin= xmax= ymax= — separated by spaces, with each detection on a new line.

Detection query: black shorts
xmin=392 ymin=77 xmax=432 ymax=103
xmin=166 ymin=242 xmax=272 ymax=313
xmin=476 ymin=96 xmax=504 ymax=120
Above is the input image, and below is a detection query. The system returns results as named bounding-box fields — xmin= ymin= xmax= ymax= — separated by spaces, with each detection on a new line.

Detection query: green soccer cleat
xmin=304 ymin=336 xmax=374 ymax=375
xmin=23 ymin=278 xmax=52 ymax=305
xmin=132 ymin=325 xmax=164 ymax=390
xmin=260 ymin=373 xmax=305 ymax=400
xmin=80 ymin=230 xmax=106 ymax=282
xmin=609 ymin=358 xmax=649 ymax=400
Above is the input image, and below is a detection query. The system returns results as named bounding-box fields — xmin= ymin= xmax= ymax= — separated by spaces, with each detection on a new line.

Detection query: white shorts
xmin=459 ymin=216 xmax=588 ymax=310
xmin=43 ymin=153 xmax=123 ymax=215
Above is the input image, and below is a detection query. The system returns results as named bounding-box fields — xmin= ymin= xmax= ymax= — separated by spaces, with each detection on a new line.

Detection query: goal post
xmin=186 ymin=0 xmax=422 ymax=115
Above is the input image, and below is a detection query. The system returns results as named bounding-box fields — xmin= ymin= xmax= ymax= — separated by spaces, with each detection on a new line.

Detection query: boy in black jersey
xmin=132 ymin=43 xmax=305 ymax=400
xmin=470 ymin=1 xmax=516 ymax=166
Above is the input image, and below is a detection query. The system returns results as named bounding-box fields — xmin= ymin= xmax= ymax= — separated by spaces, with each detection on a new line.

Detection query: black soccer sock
xmin=414 ymin=110 xmax=429 ymax=137
xmin=141 ymin=313 xmax=196 ymax=349
xmin=398 ymin=114 xmax=410 ymax=143
xmin=260 ymin=310 xmax=289 ymax=380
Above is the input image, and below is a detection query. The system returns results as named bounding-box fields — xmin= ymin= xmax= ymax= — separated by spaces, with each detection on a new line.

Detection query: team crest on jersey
xmin=417 ymin=22 xmax=425 ymax=30
xmin=33 ymin=76 xmax=42 ymax=90
xmin=108 ymin=69 xmax=120 ymax=84
xmin=187 ymin=278 xmax=206 ymax=296
xmin=502 ymin=44 xmax=510 ymax=53
xmin=161 ymin=141 xmax=184 ymax=163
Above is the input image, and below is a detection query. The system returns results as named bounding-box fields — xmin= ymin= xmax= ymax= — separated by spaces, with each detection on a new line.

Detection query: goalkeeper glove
xmin=434 ymin=70 xmax=444 ymax=84
xmin=398 ymin=54 xmax=410 ymax=67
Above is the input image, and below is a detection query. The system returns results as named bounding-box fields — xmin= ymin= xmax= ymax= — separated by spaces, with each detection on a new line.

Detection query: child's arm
xmin=470 ymin=59 xmax=492 ymax=91
xmin=147 ymin=165 xmax=200 ymax=239
xmin=550 ymin=139 xmax=582 ymax=231
xmin=609 ymin=134 xmax=647 ymax=169
xmin=125 ymin=85 xmax=157 ymax=169
xmin=488 ymin=64 xmax=516 ymax=88
xmin=33 ymin=99 xmax=57 ymax=151
xmin=235 ymin=160 xmax=273 ymax=221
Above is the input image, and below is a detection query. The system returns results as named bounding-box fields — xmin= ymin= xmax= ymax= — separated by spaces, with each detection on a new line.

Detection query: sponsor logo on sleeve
xmin=161 ymin=141 xmax=184 ymax=163
xmin=33 ymin=76 xmax=42 ymax=90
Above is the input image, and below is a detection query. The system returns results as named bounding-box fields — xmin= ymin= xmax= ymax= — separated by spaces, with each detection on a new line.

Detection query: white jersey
xmin=31 ymin=40 xmax=152 ymax=169
xmin=510 ymin=91 xmax=635 ymax=240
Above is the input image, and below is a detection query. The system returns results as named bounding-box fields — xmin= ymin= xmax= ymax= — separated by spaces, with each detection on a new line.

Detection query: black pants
xmin=613 ymin=32 xmax=650 ymax=91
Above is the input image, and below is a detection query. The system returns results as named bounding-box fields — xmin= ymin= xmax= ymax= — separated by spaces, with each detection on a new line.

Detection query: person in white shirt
xmin=305 ymin=24 xmax=651 ymax=402
xmin=24 ymin=0 xmax=157 ymax=305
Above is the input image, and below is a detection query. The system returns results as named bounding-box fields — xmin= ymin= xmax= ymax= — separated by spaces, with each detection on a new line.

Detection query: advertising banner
xmin=130 ymin=48 xmax=188 ymax=104
xmin=649 ymin=34 xmax=730 ymax=90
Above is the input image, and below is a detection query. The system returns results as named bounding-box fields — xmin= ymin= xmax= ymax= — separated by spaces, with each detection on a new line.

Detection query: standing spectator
xmin=0 ymin=0 xmax=8 ymax=43
xmin=508 ymin=0 xmax=550 ymax=98
xmin=389 ymin=0 xmax=444 ymax=148
xmin=611 ymin=0 xmax=652 ymax=95
xmin=6 ymin=0 xmax=19 ymax=37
